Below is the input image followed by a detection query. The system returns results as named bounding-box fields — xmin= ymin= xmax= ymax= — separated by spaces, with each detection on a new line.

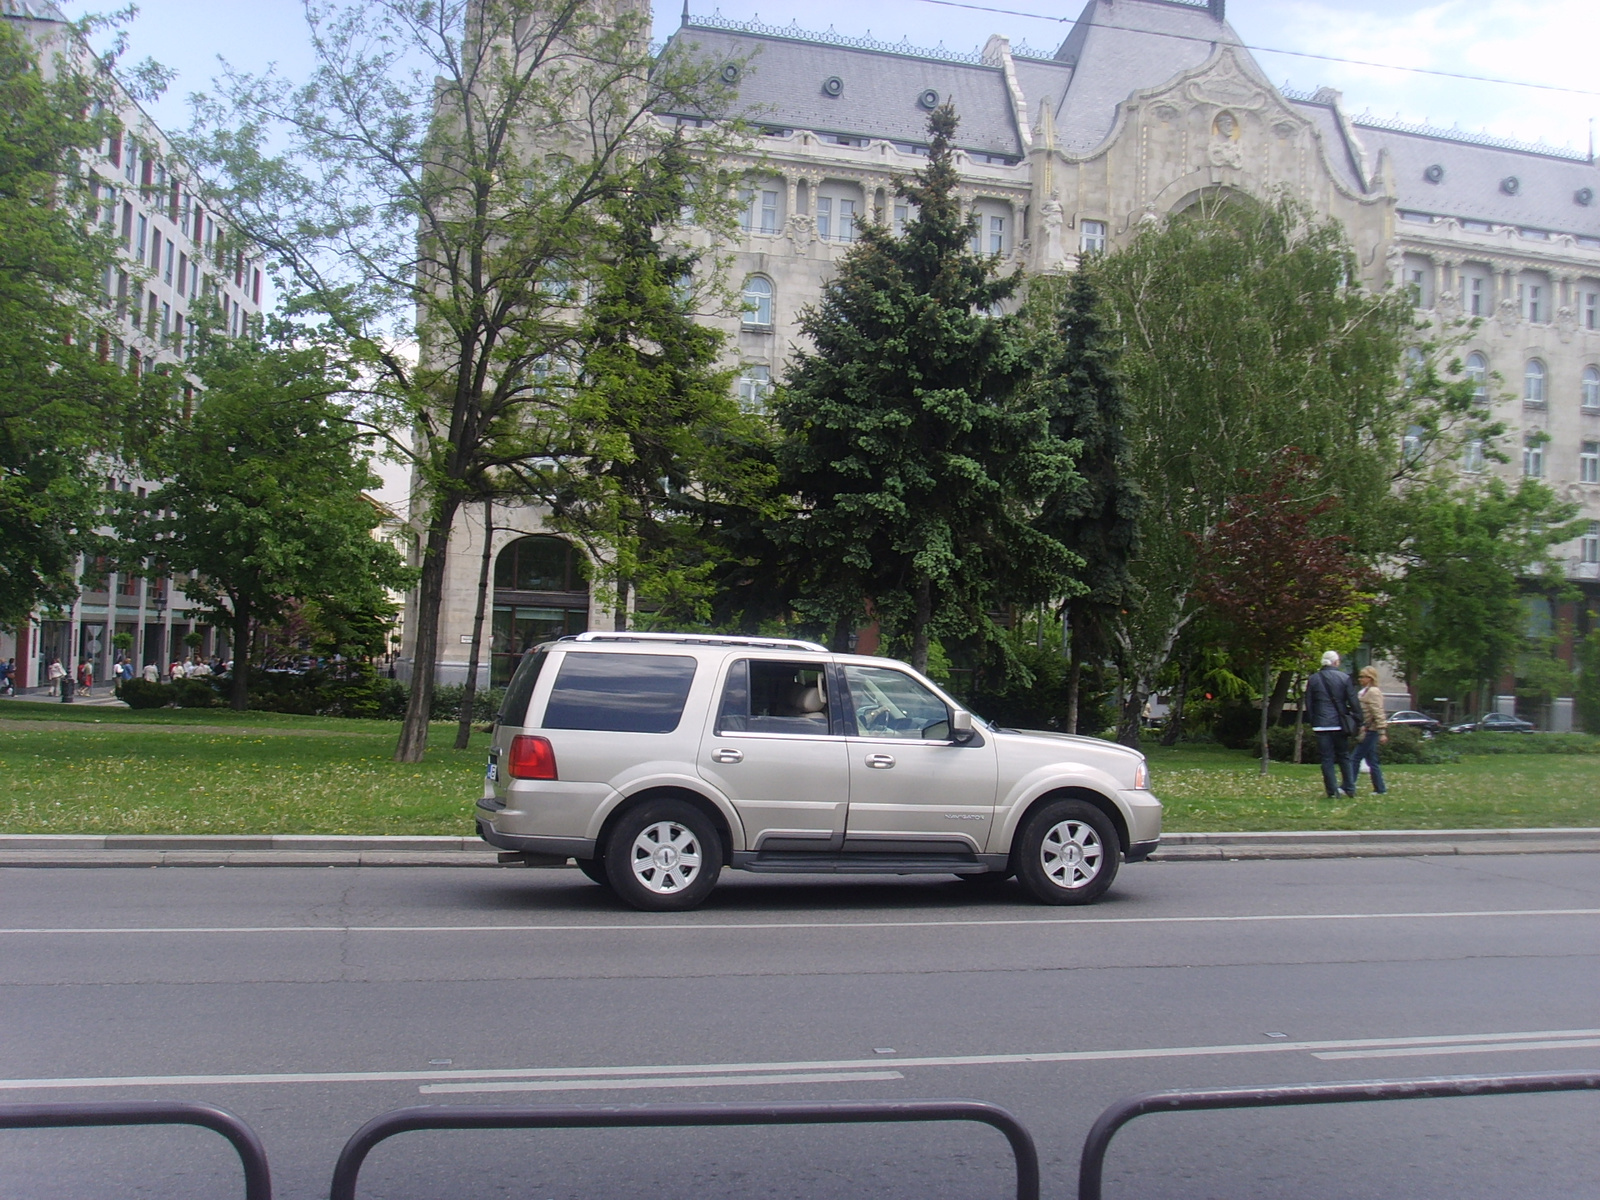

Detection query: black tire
xmin=575 ymin=855 xmax=610 ymax=887
xmin=1012 ymin=799 xmax=1120 ymax=905
xmin=603 ymin=798 xmax=723 ymax=912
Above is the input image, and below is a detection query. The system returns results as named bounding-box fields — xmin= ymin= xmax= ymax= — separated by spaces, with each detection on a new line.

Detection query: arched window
xmin=742 ymin=275 xmax=773 ymax=328
xmin=1524 ymin=359 xmax=1546 ymax=406
xmin=1465 ymin=352 xmax=1488 ymax=404
xmin=1582 ymin=365 xmax=1600 ymax=411
xmin=490 ymin=535 xmax=587 ymax=685
xmin=494 ymin=535 xmax=583 ymax=593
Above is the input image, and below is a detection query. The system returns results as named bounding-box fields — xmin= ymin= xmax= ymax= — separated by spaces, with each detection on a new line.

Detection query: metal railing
xmin=329 ymin=1099 xmax=1039 ymax=1200
xmin=0 ymin=1099 xmax=272 ymax=1200
xmin=1078 ymin=1070 xmax=1600 ymax=1200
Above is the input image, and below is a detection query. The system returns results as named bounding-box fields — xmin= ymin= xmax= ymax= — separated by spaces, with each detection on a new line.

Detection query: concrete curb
xmin=0 ymin=829 xmax=1597 ymax=868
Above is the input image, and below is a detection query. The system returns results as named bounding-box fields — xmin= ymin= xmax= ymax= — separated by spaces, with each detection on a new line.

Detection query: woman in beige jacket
xmin=1348 ymin=665 xmax=1388 ymax=795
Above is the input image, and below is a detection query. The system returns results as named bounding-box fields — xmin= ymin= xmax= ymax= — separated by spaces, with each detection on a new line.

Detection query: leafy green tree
xmin=121 ymin=330 xmax=412 ymax=710
xmin=529 ymin=136 xmax=775 ymax=629
xmin=1025 ymin=267 xmax=1142 ymax=732
xmin=776 ymin=104 xmax=1082 ymax=672
xmin=183 ymin=0 xmax=746 ymax=759
xmin=1095 ymin=193 xmax=1412 ymax=745
xmin=1370 ymin=477 xmax=1581 ymax=710
xmin=1576 ymin=631 xmax=1600 ymax=734
xmin=0 ymin=19 xmax=136 ymax=626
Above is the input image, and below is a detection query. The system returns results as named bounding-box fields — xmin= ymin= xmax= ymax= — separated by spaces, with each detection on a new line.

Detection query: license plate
xmin=485 ymin=757 xmax=498 ymax=782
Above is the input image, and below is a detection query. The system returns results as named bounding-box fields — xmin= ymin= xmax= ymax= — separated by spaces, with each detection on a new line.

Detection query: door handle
xmin=865 ymin=753 xmax=895 ymax=769
xmin=711 ymin=748 xmax=743 ymax=764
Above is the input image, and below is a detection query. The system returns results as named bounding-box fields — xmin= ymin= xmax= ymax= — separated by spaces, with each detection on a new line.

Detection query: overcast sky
xmin=74 ymin=0 xmax=1599 ymax=156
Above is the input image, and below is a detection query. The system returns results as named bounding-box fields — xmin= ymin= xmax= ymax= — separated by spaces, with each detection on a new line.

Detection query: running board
xmin=730 ymin=852 xmax=1009 ymax=875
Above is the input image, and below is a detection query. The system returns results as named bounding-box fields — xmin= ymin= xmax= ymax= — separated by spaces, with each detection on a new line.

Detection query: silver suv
xmin=477 ymin=632 xmax=1161 ymax=911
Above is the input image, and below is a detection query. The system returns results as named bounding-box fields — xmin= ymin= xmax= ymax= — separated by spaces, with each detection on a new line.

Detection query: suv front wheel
xmin=1013 ymin=799 xmax=1119 ymax=905
xmin=603 ymin=798 xmax=723 ymax=912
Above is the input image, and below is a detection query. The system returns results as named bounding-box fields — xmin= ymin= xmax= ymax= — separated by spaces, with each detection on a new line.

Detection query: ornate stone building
xmin=413 ymin=0 xmax=1600 ymax=695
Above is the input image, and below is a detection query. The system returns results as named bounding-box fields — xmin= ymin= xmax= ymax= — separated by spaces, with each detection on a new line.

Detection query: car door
xmin=696 ymin=657 xmax=849 ymax=852
xmin=838 ymin=662 xmax=998 ymax=852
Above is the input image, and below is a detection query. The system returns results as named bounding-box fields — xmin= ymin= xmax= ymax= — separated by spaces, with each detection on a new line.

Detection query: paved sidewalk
xmin=0 ymin=829 xmax=1596 ymax=868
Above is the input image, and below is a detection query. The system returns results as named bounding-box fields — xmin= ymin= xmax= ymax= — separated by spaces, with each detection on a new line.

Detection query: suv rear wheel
xmin=604 ymin=799 xmax=723 ymax=912
xmin=1013 ymin=799 xmax=1119 ymax=905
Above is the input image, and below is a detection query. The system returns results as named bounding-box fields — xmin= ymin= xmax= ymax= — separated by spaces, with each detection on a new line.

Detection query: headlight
xmin=1133 ymin=759 xmax=1148 ymax=790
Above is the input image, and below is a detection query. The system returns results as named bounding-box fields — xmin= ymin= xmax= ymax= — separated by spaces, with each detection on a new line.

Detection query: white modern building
xmin=0 ymin=0 xmax=263 ymax=691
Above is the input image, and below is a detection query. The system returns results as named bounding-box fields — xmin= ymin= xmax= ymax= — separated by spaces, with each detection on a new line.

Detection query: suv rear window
xmin=541 ymin=652 xmax=697 ymax=734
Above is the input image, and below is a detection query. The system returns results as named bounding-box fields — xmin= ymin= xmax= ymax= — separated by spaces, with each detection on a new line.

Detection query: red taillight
xmin=508 ymin=735 xmax=557 ymax=780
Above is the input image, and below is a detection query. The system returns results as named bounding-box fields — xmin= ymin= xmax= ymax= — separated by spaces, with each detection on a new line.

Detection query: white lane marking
xmin=0 ymin=907 xmax=1596 ymax=936
xmin=1315 ymin=1038 xmax=1600 ymax=1061
xmin=3 ymin=1029 xmax=1596 ymax=1093
xmin=418 ymin=1070 xmax=903 ymax=1095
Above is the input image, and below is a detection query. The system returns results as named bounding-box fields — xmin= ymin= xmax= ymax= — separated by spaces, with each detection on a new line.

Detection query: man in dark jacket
xmin=1305 ymin=650 xmax=1361 ymax=799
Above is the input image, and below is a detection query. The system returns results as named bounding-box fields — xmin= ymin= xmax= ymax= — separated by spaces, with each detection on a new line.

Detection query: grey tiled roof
xmin=665 ymin=23 xmax=1024 ymax=157
xmin=1359 ymin=123 xmax=1600 ymax=236
xmin=1046 ymin=0 xmax=1240 ymax=153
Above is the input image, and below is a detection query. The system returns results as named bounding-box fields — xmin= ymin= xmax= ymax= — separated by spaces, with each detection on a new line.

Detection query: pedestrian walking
xmin=0 ymin=657 xmax=13 ymax=696
xmin=77 ymin=660 xmax=94 ymax=697
xmin=48 ymin=657 xmax=71 ymax=702
xmin=1349 ymin=666 xmax=1389 ymax=795
xmin=142 ymin=662 xmax=159 ymax=684
xmin=1305 ymin=649 xmax=1361 ymax=799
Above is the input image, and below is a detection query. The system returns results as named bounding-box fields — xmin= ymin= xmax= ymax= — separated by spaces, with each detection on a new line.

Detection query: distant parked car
xmin=1386 ymin=710 xmax=1441 ymax=735
xmin=1448 ymin=712 xmax=1535 ymax=734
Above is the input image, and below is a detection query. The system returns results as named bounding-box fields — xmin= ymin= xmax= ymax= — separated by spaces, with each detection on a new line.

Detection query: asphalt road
xmin=2 ymin=854 xmax=1598 ymax=1200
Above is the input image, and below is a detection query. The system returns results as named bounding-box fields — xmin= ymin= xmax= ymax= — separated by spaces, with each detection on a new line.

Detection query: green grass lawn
xmin=1147 ymin=742 xmax=1600 ymax=831
xmin=1 ymin=705 xmax=1595 ymax=835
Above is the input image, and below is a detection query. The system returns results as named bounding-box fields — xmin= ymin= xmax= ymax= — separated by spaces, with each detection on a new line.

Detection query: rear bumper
xmin=1124 ymin=838 xmax=1159 ymax=863
xmin=476 ymin=819 xmax=595 ymax=859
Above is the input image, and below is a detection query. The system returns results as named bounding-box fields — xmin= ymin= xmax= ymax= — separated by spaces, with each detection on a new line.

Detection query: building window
xmin=1583 ymin=522 xmax=1600 ymax=565
xmin=815 ymin=194 xmax=856 ymax=242
xmin=893 ymin=202 xmax=911 ymax=234
xmin=1524 ymin=359 xmax=1546 ymax=406
xmin=1519 ymin=280 xmax=1544 ymax=322
xmin=1582 ymin=441 xmax=1600 ymax=485
xmin=163 ymin=239 xmax=174 ymax=284
xmin=1582 ymin=366 xmax=1600 ymax=411
xmin=1461 ymin=439 xmax=1485 ymax=473
xmin=1401 ymin=424 xmax=1426 ymax=463
xmin=1523 ymin=436 xmax=1544 ymax=478
xmin=1080 ymin=220 xmax=1106 ymax=255
xmin=1584 ymin=289 xmax=1599 ymax=330
xmin=737 ymin=364 xmax=772 ymax=413
xmin=741 ymin=276 xmax=773 ymax=328
xmin=1403 ymin=255 xmax=1432 ymax=307
xmin=1465 ymin=274 xmax=1488 ymax=316
xmin=989 ymin=214 xmax=1007 ymax=255
xmin=134 ymin=212 xmax=147 ymax=257
xmin=1465 ymin=352 xmax=1489 ymax=404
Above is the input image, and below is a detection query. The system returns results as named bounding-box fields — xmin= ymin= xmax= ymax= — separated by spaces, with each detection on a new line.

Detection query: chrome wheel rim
xmin=629 ymin=820 xmax=703 ymax=894
xmin=1040 ymin=819 xmax=1104 ymax=890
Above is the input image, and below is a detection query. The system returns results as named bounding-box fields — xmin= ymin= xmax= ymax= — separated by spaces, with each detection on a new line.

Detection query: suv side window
xmin=717 ymin=659 xmax=833 ymax=735
xmin=541 ymin=652 xmax=697 ymax=734
xmin=842 ymin=663 xmax=951 ymax=739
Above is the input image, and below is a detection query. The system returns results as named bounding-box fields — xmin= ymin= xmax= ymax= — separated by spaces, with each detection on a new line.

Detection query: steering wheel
xmin=857 ymin=704 xmax=892 ymax=734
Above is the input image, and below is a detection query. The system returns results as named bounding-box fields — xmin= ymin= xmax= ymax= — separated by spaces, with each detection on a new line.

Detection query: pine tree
xmin=776 ymin=105 xmax=1081 ymax=672
xmin=1030 ymin=267 xmax=1142 ymax=732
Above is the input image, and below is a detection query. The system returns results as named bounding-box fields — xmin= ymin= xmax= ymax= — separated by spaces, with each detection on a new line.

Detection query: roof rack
xmin=568 ymin=631 xmax=830 ymax=653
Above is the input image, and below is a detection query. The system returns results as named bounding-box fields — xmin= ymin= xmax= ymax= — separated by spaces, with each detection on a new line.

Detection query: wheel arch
xmin=1009 ymin=787 xmax=1130 ymax=868
xmin=595 ymin=785 xmax=737 ymax=863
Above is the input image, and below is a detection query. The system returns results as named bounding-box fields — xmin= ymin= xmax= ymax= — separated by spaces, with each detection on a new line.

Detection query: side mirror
xmin=950 ymin=709 xmax=975 ymax=743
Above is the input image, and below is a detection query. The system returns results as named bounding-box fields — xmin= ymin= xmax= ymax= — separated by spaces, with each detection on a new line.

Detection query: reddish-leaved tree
xmin=1190 ymin=451 xmax=1372 ymax=774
